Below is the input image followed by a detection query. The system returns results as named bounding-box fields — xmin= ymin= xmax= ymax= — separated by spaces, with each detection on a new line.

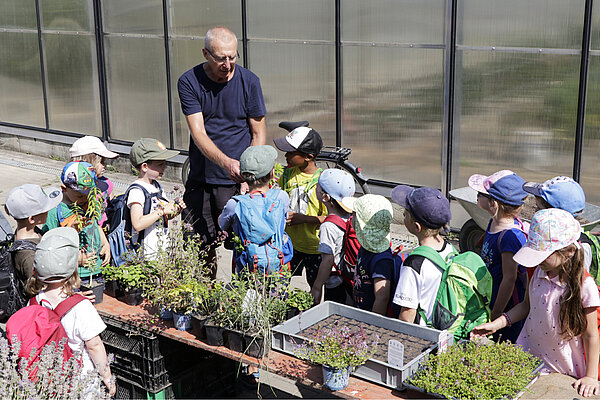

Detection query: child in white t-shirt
xmin=127 ymin=138 xmax=186 ymax=257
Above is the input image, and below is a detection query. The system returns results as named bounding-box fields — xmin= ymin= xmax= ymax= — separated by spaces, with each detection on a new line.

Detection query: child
xmin=349 ymin=194 xmax=394 ymax=315
xmin=4 ymin=184 xmax=62 ymax=300
xmin=127 ymin=138 xmax=185 ymax=258
xmin=43 ymin=161 xmax=111 ymax=281
xmin=390 ymin=185 xmax=455 ymax=325
xmin=69 ymin=136 xmax=119 ymax=228
xmin=472 ymin=208 xmax=600 ymax=398
xmin=274 ymin=127 xmax=326 ymax=287
xmin=310 ymin=169 xmax=355 ymax=305
xmin=469 ymin=169 xmax=528 ymax=343
xmin=26 ymin=227 xmax=115 ymax=396
xmin=218 ymin=145 xmax=292 ymax=273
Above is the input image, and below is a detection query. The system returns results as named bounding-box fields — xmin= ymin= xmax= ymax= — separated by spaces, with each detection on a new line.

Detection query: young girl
xmin=472 ymin=208 xmax=600 ymax=398
xmin=469 ymin=170 xmax=528 ymax=342
xmin=69 ymin=136 xmax=119 ymax=228
xmin=26 ymin=227 xmax=115 ymax=396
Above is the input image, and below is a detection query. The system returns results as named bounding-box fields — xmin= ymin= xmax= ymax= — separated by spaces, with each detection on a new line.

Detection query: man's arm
xmin=248 ymin=115 xmax=266 ymax=146
xmin=186 ymin=112 xmax=244 ymax=183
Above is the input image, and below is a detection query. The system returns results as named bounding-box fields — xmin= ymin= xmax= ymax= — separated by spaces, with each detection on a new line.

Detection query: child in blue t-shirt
xmin=468 ymin=170 xmax=528 ymax=343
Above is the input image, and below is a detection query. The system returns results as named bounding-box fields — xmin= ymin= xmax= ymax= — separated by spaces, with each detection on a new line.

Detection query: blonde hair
xmin=489 ymin=198 xmax=524 ymax=220
xmin=556 ymin=244 xmax=587 ymax=340
xmin=71 ymin=153 xmax=103 ymax=175
xmin=26 ymin=271 xmax=81 ymax=297
xmin=405 ymin=210 xmax=444 ymax=238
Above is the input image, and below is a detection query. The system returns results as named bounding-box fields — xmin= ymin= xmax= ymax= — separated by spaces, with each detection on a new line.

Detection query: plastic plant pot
xmin=204 ymin=322 xmax=225 ymax=346
xmin=172 ymin=312 xmax=192 ymax=331
xmin=322 ymin=365 xmax=351 ymax=391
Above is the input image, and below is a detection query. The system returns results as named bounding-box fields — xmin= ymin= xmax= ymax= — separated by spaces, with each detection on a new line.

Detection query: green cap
xmin=130 ymin=138 xmax=179 ymax=166
xmin=240 ymin=145 xmax=277 ymax=180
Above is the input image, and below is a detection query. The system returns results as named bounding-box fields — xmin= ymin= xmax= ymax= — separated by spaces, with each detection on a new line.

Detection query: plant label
xmin=438 ymin=330 xmax=449 ymax=353
xmin=387 ymin=339 xmax=404 ymax=368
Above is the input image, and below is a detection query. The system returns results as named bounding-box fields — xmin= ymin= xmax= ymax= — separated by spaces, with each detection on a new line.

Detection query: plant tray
xmin=271 ymin=301 xmax=450 ymax=389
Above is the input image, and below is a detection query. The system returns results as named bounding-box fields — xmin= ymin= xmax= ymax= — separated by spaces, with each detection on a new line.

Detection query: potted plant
xmin=162 ymin=280 xmax=205 ymax=331
xmin=285 ymin=288 xmax=314 ymax=319
xmin=295 ymin=322 xmax=379 ymax=391
xmin=406 ymin=340 xmax=542 ymax=399
xmin=102 ymin=249 xmax=152 ymax=306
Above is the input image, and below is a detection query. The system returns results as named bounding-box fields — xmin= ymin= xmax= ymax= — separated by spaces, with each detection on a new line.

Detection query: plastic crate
xmin=100 ymin=317 xmax=163 ymax=360
xmin=115 ymin=375 xmax=175 ymax=400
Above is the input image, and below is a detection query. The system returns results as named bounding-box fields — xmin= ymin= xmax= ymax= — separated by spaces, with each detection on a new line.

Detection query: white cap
xmin=70 ymin=136 xmax=118 ymax=159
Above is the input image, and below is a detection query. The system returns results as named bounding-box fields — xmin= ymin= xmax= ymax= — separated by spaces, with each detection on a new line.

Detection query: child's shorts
xmin=290 ymin=250 xmax=321 ymax=287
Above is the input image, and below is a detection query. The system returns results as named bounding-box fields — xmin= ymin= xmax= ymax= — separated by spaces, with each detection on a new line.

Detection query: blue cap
xmin=391 ymin=185 xmax=451 ymax=229
xmin=318 ymin=169 xmax=356 ymax=213
xmin=469 ymin=170 xmax=527 ymax=206
xmin=523 ymin=176 xmax=586 ymax=215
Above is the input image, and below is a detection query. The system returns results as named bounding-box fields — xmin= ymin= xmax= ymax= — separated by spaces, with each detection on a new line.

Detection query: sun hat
xmin=273 ymin=126 xmax=323 ymax=156
xmin=391 ymin=185 xmax=451 ymax=229
xmin=130 ymin=138 xmax=179 ymax=166
xmin=61 ymin=161 xmax=109 ymax=194
xmin=468 ymin=170 xmax=528 ymax=206
xmin=346 ymin=194 xmax=393 ymax=253
xmin=34 ymin=227 xmax=79 ymax=282
xmin=523 ymin=176 xmax=585 ymax=216
xmin=69 ymin=136 xmax=118 ymax=159
xmin=318 ymin=169 xmax=356 ymax=213
xmin=5 ymin=184 xmax=63 ymax=220
xmin=513 ymin=208 xmax=582 ymax=268
xmin=240 ymin=145 xmax=278 ymax=180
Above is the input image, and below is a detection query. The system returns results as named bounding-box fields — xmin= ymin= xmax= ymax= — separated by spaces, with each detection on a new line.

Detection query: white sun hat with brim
xmin=350 ymin=194 xmax=393 ymax=253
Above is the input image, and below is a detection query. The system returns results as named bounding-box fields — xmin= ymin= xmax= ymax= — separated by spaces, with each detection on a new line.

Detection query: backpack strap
xmin=407 ymin=245 xmax=456 ymax=272
xmin=497 ymin=217 xmax=528 ymax=249
xmin=125 ymin=182 xmax=164 ymax=245
xmin=324 ymin=214 xmax=347 ymax=231
xmin=53 ymin=294 xmax=86 ymax=318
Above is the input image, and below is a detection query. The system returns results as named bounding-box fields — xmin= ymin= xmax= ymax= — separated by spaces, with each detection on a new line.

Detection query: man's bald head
xmin=205 ymin=27 xmax=237 ymax=52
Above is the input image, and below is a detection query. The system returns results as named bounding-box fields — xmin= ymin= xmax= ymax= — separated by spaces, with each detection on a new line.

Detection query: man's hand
xmin=223 ymin=157 xmax=244 ymax=183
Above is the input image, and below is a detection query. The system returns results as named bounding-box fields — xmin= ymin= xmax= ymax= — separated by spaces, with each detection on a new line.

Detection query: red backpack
xmin=323 ymin=214 xmax=361 ymax=286
xmin=6 ymin=294 xmax=86 ymax=377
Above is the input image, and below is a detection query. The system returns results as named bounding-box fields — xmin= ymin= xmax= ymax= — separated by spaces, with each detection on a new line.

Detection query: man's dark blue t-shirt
xmin=177 ymin=64 xmax=266 ymax=185
xmin=353 ymin=247 xmax=394 ymax=312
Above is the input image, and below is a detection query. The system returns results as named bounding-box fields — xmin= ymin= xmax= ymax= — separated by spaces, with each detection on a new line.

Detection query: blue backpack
xmin=233 ymin=189 xmax=293 ymax=274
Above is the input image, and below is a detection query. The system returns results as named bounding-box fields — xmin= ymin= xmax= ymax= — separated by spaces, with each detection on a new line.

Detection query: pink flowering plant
xmin=295 ymin=322 xmax=379 ymax=370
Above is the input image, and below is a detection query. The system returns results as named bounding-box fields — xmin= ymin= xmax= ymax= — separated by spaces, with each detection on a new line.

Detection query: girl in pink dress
xmin=472 ymin=208 xmax=600 ymax=398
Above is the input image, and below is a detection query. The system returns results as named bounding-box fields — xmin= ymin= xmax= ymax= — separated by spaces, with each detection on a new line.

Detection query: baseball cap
xmin=61 ymin=161 xmax=109 ymax=194
xmin=240 ymin=145 xmax=278 ymax=180
xmin=69 ymin=136 xmax=118 ymax=159
xmin=130 ymin=138 xmax=179 ymax=166
xmin=513 ymin=208 xmax=582 ymax=268
xmin=5 ymin=184 xmax=63 ymax=220
xmin=523 ymin=176 xmax=585 ymax=215
xmin=348 ymin=194 xmax=393 ymax=253
xmin=318 ymin=169 xmax=356 ymax=213
xmin=468 ymin=170 xmax=528 ymax=206
xmin=34 ymin=227 xmax=79 ymax=282
xmin=273 ymin=127 xmax=323 ymax=156
xmin=391 ymin=185 xmax=451 ymax=229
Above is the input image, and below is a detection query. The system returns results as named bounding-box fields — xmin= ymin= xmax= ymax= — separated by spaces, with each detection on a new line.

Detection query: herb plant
xmin=408 ymin=340 xmax=541 ymax=399
xmin=286 ymin=288 xmax=314 ymax=311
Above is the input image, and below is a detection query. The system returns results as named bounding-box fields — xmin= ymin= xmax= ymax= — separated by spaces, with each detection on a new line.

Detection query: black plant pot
xmin=191 ymin=314 xmax=209 ymax=340
xmin=285 ymin=307 xmax=300 ymax=320
xmin=225 ymin=329 xmax=245 ymax=353
xmin=244 ymin=334 xmax=267 ymax=359
xmin=119 ymin=287 xmax=143 ymax=306
xmin=103 ymin=280 xmax=118 ymax=297
xmin=204 ymin=322 xmax=225 ymax=346
xmin=80 ymin=280 xmax=105 ymax=305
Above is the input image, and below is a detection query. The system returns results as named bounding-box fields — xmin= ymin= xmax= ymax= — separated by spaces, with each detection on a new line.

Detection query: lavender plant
xmin=407 ymin=340 xmax=541 ymax=399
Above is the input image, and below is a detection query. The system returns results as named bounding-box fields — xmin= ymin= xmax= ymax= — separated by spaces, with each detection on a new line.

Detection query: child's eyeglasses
xmin=477 ymin=192 xmax=492 ymax=200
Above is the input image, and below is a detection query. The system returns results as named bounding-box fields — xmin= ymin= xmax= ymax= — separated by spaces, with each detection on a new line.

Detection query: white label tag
xmin=438 ymin=330 xmax=449 ymax=353
xmin=387 ymin=339 xmax=404 ymax=368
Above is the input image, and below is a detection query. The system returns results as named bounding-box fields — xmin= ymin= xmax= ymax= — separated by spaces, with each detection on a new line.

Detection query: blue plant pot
xmin=322 ymin=365 xmax=350 ymax=391
xmin=159 ymin=307 xmax=173 ymax=320
xmin=172 ymin=312 xmax=192 ymax=331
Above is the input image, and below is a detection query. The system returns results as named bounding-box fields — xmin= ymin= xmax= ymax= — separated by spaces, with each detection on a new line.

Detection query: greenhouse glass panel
xmin=247 ymin=42 xmax=336 ymax=149
xmin=104 ymin=36 xmax=169 ymax=143
xmin=169 ymin=0 xmax=242 ymax=38
xmin=458 ymin=0 xmax=584 ymax=49
xmin=102 ymin=0 xmax=163 ymax=34
xmin=342 ymin=0 xmax=445 ymax=44
xmin=592 ymin=0 xmax=600 ymax=50
xmin=40 ymin=0 xmax=92 ymax=31
xmin=453 ymin=50 xmax=579 ymax=190
xmin=581 ymin=56 xmax=600 ymax=204
xmin=342 ymin=46 xmax=444 ymax=187
xmin=42 ymin=33 xmax=100 ymax=135
xmin=247 ymin=0 xmax=333 ymax=40
xmin=0 ymin=0 xmax=36 ymax=29
xmin=0 ymin=32 xmax=45 ymax=127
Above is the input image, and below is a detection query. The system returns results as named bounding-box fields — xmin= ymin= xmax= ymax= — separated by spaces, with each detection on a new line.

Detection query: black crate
xmin=115 ymin=375 xmax=175 ymax=400
xmin=100 ymin=316 xmax=163 ymax=360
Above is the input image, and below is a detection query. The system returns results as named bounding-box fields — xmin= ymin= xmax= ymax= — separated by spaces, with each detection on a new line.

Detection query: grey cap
xmin=240 ymin=145 xmax=277 ymax=181
xmin=34 ymin=227 xmax=79 ymax=282
xmin=5 ymin=184 xmax=63 ymax=220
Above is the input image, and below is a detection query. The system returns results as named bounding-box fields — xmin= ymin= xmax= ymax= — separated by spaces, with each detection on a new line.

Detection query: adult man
xmin=178 ymin=26 xmax=266 ymax=277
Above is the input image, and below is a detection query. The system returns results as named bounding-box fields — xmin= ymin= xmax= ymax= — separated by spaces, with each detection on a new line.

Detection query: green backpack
xmin=407 ymin=245 xmax=493 ymax=341
xmin=580 ymin=231 xmax=600 ymax=286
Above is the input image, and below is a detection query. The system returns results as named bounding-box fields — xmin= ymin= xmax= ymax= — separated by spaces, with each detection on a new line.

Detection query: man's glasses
xmin=205 ymin=48 xmax=239 ymax=64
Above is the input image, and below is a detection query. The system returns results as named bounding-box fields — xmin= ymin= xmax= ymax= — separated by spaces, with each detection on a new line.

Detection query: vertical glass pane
xmin=43 ymin=33 xmax=100 ymax=135
xmin=0 ymin=0 xmax=37 ymax=29
xmin=592 ymin=0 xmax=600 ymax=49
xmin=169 ymin=0 xmax=242 ymax=38
xmin=342 ymin=0 xmax=445 ymax=44
xmin=248 ymin=42 xmax=336 ymax=149
xmin=102 ymin=0 xmax=164 ymax=34
xmin=105 ymin=37 xmax=169 ymax=143
xmin=453 ymin=51 xmax=579 ymax=189
xmin=247 ymin=0 xmax=333 ymax=40
xmin=0 ymin=32 xmax=45 ymax=127
xmin=40 ymin=0 xmax=92 ymax=31
xmin=343 ymin=47 xmax=444 ymax=187
xmin=459 ymin=0 xmax=584 ymax=48
xmin=582 ymin=56 xmax=600 ymax=203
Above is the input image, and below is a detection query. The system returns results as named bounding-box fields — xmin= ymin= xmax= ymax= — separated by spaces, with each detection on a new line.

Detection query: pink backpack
xmin=6 ymin=294 xmax=86 ymax=377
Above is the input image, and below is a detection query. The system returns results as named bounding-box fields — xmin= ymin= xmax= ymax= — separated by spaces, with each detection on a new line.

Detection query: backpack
xmin=0 ymin=235 xmax=36 ymax=321
xmin=106 ymin=181 xmax=166 ymax=266
xmin=233 ymin=189 xmax=293 ymax=274
xmin=6 ymin=294 xmax=86 ymax=377
xmin=580 ymin=232 xmax=600 ymax=286
xmin=323 ymin=214 xmax=361 ymax=285
xmin=406 ymin=245 xmax=493 ymax=341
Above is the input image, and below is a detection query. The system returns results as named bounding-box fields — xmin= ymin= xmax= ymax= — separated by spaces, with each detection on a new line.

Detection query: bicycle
xmin=181 ymin=120 xmax=370 ymax=194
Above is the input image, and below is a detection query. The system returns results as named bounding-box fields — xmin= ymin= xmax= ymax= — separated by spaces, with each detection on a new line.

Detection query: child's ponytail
xmin=558 ymin=244 xmax=586 ymax=340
